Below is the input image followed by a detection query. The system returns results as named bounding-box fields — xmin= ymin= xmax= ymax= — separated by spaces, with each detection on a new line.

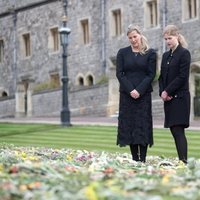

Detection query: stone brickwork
xmin=0 ymin=84 xmax=162 ymax=119
xmin=0 ymin=0 xmax=200 ymax=119
xmin=0 ymin=84 xmax=108 ymax=118
xmin=0 ymin=97 xmax=15 ymax=118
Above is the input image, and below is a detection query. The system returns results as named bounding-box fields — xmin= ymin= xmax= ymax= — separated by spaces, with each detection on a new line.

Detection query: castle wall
xmin=0 ymin=0 xmax=199 ymax=119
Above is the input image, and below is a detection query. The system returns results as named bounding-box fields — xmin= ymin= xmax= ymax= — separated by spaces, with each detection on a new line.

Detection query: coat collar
xmin=170 ymin=44 xmax=181 ymax=55
xmin=165 ymin=44 xmax=182 ymax=58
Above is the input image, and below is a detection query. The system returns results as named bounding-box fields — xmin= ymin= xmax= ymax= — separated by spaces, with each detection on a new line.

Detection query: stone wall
xmin=30 ymin=84 xmax=108 ymax=117
xmin=0 ymin=83 xmax=164 ymax=119
xmin=0 ymin=97 xmax=15 ymax=118
xmin=0 ymin=0 xmax=199 ymax=119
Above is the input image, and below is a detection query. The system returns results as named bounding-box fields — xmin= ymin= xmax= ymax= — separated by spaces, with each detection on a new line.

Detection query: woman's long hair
xmin=163 ymin=24 xmax=188 ymax=48
xmin=127 ymin=24 xmax=149 ymax=54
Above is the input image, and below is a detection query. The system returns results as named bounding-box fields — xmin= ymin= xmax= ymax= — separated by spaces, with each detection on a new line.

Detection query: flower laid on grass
xmin=0 ymin=144 xmax=200 ymax=200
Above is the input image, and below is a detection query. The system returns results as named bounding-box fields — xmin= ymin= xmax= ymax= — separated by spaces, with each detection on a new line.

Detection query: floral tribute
xmin=0 ymin=144 xmax=200 ymax=200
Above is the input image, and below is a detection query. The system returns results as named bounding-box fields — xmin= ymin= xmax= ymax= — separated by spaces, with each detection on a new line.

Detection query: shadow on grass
xmin=0 ymin=123 xmax=62 ymax=138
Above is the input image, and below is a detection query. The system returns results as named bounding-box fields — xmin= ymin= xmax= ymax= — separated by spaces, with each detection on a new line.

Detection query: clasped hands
xmin=161 ymin=91 xmax=173 ymax=101
xmin=130 ymin=89 xmax=140 ymax=99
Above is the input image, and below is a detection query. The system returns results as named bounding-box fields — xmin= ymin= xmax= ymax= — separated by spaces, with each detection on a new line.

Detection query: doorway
xmin=15 ymin=80 xmax=32 ymax=117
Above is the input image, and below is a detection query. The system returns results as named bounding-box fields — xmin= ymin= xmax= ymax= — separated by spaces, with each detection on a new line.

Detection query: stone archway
xmin=190 ymin=61 xmax=200 ymax=120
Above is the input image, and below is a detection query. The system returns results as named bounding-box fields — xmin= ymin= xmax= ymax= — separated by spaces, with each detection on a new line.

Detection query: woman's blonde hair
xmin=127 ymin=24 xmax=149 ymax=54
xmin=163 ymin=24 xmax=188 ymax=48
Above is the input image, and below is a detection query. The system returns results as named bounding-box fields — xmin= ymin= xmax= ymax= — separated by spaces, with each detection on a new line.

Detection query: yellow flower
xmin=28 ymin=156 xmax=38 ymax=161
xmin=66 ymin=155 xmax=72 ymax=161
xmin=0 ymin=163 xmax=4 ymax=172
xmin=85 ymin=183 xmax=98 ymax=200
xmin=19 ymin=184 xmax=27 ymax=191
xmin=162 ymin=175 xmax=170 ymax=184
xmin=21 ymin=152 xmax=27 ymax=158
xmin=176 ymin=160 xmax=186 ymax=169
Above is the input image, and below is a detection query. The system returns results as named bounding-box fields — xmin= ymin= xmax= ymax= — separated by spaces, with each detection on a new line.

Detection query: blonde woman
xmin=158 ymin=25 xmax=191 ymax=164
xmin=116 ymin=24 xmax=156 ymax=162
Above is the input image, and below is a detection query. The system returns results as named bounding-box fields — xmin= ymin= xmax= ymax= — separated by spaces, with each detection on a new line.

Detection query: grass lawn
xmin=0 ymin=123 xmax=199 ymax=158
xmin=1 ymin=123 xmax=200 ymax=200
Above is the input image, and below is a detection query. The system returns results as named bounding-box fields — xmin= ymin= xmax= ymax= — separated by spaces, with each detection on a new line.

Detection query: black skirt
xmin=117 ymin=92 xmax=153 ymax=147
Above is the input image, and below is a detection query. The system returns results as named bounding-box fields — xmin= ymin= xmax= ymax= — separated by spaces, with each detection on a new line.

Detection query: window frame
xmin=144 ymin=0 xmax=159 ymax=29
xmin=21 ymin=32 xmax=31 ymax=58
xmin=49 ymin=27 xmax=59 ymax=52
xmin=182 ymin=0 xmax=199 ymax=22
xmin=80 ymin=18 xmax=90 ymax=45
xmin=110 ymin=8 xmax=122 ymax=37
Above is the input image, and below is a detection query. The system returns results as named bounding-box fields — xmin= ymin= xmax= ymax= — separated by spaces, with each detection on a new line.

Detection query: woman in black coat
xmin=158 ymin=25 xmax=191 ymax=164
xmin=116 ymin=24 xmax=156 ymax=162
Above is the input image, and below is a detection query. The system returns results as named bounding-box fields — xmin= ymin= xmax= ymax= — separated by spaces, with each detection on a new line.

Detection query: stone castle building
xmin=0 ymin=0 xmax=200 ymax=120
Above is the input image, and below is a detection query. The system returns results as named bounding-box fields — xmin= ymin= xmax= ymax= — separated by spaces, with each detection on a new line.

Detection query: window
xmin=1 ymin=91 xmax=8 ymax=97
xmin=86 ymin=74 xmax=94 ymax=86
xmin=76 ymin=74 xmax=84 ymax=86
xmin=49 ymin=27 xmax=59 ymax=52
xmin=111 ymin=9 xmax=122 ymax=36
xmin=182 ymin=0 xmax=198 ymax=21
xmin=0 ymin=39 xmax=4 ymax=63
xmin=22 ymin=33 xmax=31 ymax=57
xmin=78 ymin=76 xmax=84 ymax=85
xmin=50 ymin=73 xmax=60 ymax=88
xmin=80 ymin=19 xmax=90 ymax=44
xmin=144 ymin=0 xmax=158 ymax=28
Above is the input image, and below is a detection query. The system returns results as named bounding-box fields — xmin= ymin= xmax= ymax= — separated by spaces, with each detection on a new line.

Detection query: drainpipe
xmin=101 ymin=0 xmax=106 ymax=73
xmin=162 ymin=0 xmax=167 ymax=53
xmin=13 ymin=12 xmax=17 ymax=92
xmin=11 ymin=1 xmax=17 ymax=93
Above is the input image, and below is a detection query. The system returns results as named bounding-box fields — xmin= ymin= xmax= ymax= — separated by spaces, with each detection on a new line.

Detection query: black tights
xmin=129 ymin=144 xmax=148 ymax=162
xmin=170 ymin=125 xmax=188 ymax=163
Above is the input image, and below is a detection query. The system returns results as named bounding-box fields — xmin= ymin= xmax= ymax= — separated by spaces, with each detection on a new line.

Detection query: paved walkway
xmin=0 ymin=116 xmax=199 ymax=131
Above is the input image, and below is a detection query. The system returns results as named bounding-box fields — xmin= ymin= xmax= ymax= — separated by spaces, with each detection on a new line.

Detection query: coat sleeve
xmin=135 ymin=49 xmax=157 ymax=95
xmin=116 ymin=49 xmax=135 ymax=94
xmin=165 ymin=49 xmax=191 ymax=95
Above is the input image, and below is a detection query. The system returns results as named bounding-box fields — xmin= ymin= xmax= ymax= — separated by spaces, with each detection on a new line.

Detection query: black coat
xmin=116 ymin=46 xmax=156 ymax=147
xmin=158 ymin=45 xmax=191 ymax=128
xmin=116 ymin=46 xmax=156 ymax=96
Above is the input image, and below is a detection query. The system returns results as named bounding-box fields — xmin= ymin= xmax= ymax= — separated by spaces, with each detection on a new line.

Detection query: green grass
xmin=0 ymin=123 xmax=199 ymax=158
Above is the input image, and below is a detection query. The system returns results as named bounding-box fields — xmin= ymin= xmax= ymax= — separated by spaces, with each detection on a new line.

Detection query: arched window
xmin=86 ymin=74 xmax=94 ymax=86
xmin=78 ymin=76 xmax=84 ymax=86
xmin=76 ymin=75 xmax=84 ymax=86
xmin=1 ymin=91 xmax=8 ymax=97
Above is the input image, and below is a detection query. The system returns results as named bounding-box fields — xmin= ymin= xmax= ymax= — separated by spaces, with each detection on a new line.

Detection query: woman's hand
xmin=130 ymin=89 xmax=140 ymax=99
xmin=161 ymin=91 xmax=172 ymax=101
